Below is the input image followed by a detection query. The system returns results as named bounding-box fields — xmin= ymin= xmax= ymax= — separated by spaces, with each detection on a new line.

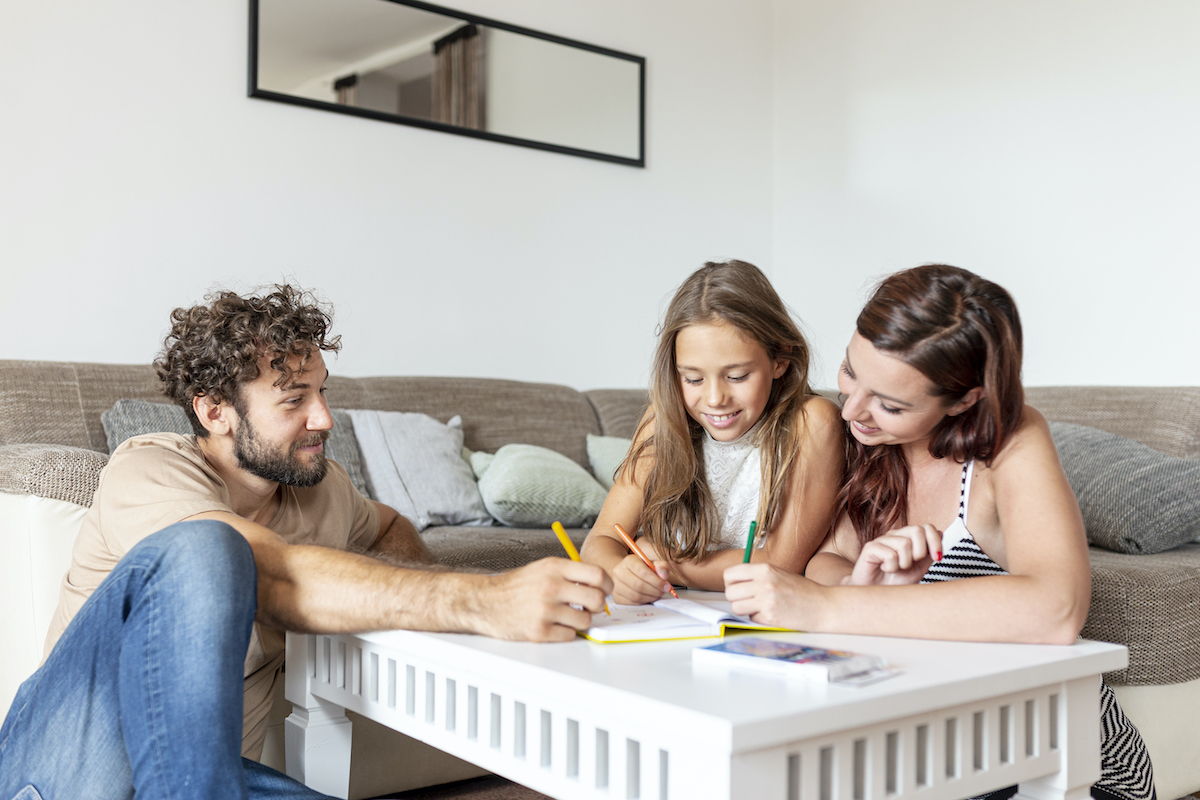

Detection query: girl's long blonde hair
xmin=622 ymin=260 xmax=817 ymax=561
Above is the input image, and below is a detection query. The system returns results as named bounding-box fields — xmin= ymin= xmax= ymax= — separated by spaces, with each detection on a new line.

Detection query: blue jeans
xmin=0 ymin=521 xmax=332 ymax=800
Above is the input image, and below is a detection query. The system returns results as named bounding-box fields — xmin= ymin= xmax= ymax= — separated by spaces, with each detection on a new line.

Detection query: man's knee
xmin=127 ymin=520 xmax=257 ymax=615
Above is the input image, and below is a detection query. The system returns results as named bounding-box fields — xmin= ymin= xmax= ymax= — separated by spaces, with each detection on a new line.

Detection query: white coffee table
xmin=284 ymin=611 xmax=1125 ymax=800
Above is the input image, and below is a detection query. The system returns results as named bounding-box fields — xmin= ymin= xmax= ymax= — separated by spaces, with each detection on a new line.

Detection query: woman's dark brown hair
xmin=154 ymin=284 xmax=341 ymax=437
xmin=834 ymin=264 xmax=1025 ymax=545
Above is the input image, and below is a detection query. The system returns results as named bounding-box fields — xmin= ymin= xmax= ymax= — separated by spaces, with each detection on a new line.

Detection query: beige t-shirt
xmin=44 ymin=432 xmax=380 ymax=759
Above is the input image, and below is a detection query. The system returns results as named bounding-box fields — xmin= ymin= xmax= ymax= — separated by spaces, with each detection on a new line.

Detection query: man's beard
xmin=234 ymin=416 xmax=329 ymax=488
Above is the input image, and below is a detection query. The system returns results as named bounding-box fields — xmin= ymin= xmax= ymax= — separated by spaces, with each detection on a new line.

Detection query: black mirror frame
xmin=248 ymin=0 xmax=646 ymax=167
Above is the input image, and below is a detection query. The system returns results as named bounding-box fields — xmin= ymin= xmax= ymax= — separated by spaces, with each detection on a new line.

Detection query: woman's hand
xmin=723 ymin=563 xmax=822 ymax=629
xmin=847 ymin=524 xmax=943 ymax=586
xmin=611 ymin=553 xmax=672 ymax=605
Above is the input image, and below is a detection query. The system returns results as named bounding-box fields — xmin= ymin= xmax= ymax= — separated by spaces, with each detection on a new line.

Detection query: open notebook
xmin=583 ymin=596 xmax=791 ymax=643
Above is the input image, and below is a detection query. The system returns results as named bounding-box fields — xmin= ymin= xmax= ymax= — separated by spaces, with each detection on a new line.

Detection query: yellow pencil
xmin=552 ymin=521 xmax=609 ymax=615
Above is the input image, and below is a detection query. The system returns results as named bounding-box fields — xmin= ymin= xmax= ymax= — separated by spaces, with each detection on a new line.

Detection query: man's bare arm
xmin=366 ymin=501 xmax=439 ymax=567
xmin=185 ymin=510 xmax=613 ymax=642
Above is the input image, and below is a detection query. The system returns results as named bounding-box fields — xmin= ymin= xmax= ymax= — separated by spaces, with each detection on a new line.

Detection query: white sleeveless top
xmin=700 ymin=425 xmax=762 ymax=551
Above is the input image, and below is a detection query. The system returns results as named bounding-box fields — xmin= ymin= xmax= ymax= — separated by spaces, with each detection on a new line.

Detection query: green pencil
xmin=742 ymin=520 xmax=758 ymax=563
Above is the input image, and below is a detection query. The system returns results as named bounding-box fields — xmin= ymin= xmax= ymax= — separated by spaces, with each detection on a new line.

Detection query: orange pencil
xmin=613 ymin=523 xmax=680 ymax=599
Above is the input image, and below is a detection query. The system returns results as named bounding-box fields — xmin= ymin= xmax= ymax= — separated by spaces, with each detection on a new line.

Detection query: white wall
xmin=0 ymin=0 xmax=775 ymax=390
xmin=7 ymin=1 xmax=1194 ymax=390
xmin=771 ymin=0 xmax=1200 ymax=388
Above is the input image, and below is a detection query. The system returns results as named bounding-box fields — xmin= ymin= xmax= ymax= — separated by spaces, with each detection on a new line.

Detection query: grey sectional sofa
xmin=1 ymin=360 xmax=1198 ymax=799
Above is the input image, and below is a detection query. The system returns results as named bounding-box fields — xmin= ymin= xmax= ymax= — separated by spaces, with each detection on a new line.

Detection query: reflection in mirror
xmin=251 ymin=0 xmax=645 ymax=166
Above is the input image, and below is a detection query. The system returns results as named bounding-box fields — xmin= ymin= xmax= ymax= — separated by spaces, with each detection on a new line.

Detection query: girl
xmin=581 ymin=260 xmax=843 ymax=605
xmin=724 ymin=263 xmax=1153 ymax=800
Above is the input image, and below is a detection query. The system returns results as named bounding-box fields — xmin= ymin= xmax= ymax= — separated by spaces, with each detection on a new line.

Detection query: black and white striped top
xmin=918 ymin=461 xmax=1155 ymax=800
xmin=921 ymin=460 xmax=1007 ymax=583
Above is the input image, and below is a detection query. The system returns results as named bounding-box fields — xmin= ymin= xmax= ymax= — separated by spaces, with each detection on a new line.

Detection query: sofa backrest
xmin=326 ymin=375 xmax=643 ymax=469
xmin=0 ymin=360 xmax=650 ymax=469
xmin=0 ymin=361 xmax=169 ymax=453
xmin=4 ymin=360 xmax=1198 ymax=460
xmin=1026 ymin=386 xmax=1200 ymax=459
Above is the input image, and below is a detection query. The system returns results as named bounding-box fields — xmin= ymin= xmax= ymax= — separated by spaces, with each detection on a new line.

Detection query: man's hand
xmin=467 ymin=558 xmax=614 ymax=642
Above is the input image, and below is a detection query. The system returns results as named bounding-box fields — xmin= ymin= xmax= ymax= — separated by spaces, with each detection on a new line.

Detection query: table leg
xmin=1016 ymin=675 xmax=1101 ymax=800
xmin=284 ymin=633 xmax=353 ymax=799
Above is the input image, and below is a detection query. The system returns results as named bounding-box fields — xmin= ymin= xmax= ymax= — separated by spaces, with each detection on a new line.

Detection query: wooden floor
xmin=376 ymin=782 xmax=1200 ymax=800
xmin=374 ymin=775 xmax=550 ymax=800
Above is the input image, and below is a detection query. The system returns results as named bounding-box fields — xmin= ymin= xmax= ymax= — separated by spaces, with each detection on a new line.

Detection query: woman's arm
xmin=726 ymin=407 xmax=1091 ymax=645
xmin=665 ymin=396 xmax=845 ymax=590
xmin=803 ymin=515 xmax=860 ymax=585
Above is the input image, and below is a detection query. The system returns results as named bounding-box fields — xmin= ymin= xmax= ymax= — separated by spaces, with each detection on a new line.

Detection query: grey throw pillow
xmin=345 ymin=409 xmax=492 ymax=531
xmin=100 ymin=399 xmax=371 ymax=498
xmin=326 ymin=409 xmax=372 ymax=499
xmin=101 ymin=399 xmax=193 ymax=452
xmin=1049 ymin=421 xmax=1200 ymax=554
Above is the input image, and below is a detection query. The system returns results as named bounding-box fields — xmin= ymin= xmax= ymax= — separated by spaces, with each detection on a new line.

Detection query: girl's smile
xmin=675 ymin=319 xmax=787 ymax=442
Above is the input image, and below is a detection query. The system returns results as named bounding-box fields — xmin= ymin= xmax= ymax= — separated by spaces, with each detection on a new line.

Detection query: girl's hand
xmin=847 ymin=524 xmax=943 ymax=586
xmin=723 ymin=563 xmax=819 ymax=629
xmin=611 ymin=553 xmax=672 ymax=605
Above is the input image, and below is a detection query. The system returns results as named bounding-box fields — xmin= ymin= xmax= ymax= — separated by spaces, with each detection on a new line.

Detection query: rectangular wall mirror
xmin=249 ymin=0 xmax=646 ymax=167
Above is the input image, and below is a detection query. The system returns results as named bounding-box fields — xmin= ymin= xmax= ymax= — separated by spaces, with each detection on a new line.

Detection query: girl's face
xmin=675 ymin=319 xmax=787 ymax=442
xmin=838 ymin=332 xmax=979 ymax=450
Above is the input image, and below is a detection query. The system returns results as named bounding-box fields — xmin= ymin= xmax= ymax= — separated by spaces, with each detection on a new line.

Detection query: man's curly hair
xmin=154 ymin=285 xmax=342 ymax=437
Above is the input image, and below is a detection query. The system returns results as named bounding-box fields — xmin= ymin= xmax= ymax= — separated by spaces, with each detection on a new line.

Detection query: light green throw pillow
xmin=586 ymin=434 xmax=632 ymax=490
xmin=471 ymin=444 xmax=607 ymax=527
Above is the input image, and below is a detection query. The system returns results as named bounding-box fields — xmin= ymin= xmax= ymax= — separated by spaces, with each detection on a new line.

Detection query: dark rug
xmin=373 ymin=774 xmax=550 ymax=799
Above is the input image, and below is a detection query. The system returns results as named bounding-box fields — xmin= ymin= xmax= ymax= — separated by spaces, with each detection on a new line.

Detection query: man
xmin=0 ymin=285 xmax=611 ymax=800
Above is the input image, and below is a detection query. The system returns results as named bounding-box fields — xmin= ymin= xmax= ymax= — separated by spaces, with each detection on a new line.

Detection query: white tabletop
xmin=357 ymin=615 xmax=1126 ymax=753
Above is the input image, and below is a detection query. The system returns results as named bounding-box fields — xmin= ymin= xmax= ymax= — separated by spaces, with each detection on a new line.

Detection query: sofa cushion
xmin=0 ymin=444 xmax=108 ymax=507
xmin=472 ymin=444 xmax=606 ymax=528
xmin=1050 ymin=421 xmax=1200 ymax=554
xmin=100 ymin=399 xmax=371 ymax=498
xmin=347 ymin=410 xmax=491 ymax=531
xmin=586 ymin=434 xmax=631 ymax=490
xmin=1086 ymin=544 xmax=1200 ymax=686
xmin=423 ymin=525 xmax=589 ymax=572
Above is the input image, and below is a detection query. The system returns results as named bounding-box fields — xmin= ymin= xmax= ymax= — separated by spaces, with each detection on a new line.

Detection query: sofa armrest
xmin=0 ymin=444 xmax=107 ymax=507
xmin=1085 ymin=544 xmax=1200 ymax=686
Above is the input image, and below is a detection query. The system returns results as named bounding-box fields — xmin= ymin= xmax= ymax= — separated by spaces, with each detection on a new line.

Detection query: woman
xmin=724 ymin=264 xmax=1154 ymax=800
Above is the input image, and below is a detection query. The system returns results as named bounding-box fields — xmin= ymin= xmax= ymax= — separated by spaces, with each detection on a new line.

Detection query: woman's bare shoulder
xmin=988 ymin=404 xmax=1060 ymax=472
